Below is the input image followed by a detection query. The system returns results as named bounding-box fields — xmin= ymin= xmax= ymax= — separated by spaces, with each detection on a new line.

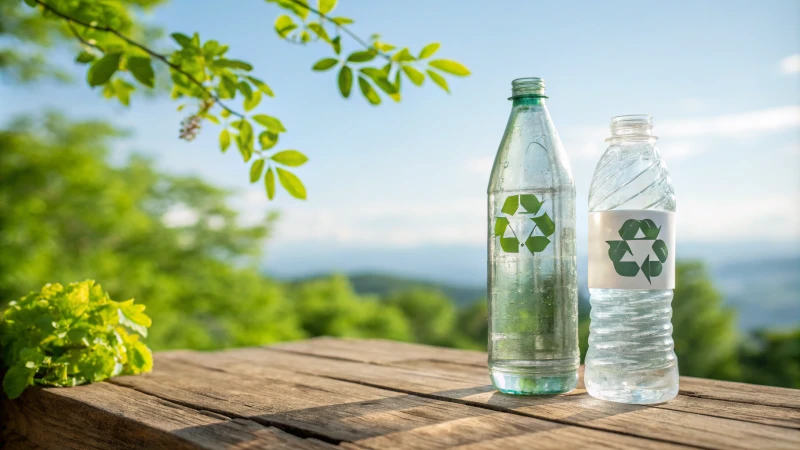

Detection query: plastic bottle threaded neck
xmin=608 ymin=114 xmax=657 ymax=141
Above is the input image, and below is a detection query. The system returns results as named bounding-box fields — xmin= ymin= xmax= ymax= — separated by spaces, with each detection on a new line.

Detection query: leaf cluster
xmin=271 ymin=0 xmax=470 ymax=104
xmin=0 ymin=280 xmax=153 ymax=399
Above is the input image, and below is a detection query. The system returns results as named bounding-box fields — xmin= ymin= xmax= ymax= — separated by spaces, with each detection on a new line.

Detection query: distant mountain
xmin=293 ymin=272 xmax=485 ymax=306
xmin=271 ymin=244 xmax=799 ymax=331
xmin=712 ymin=257 xmax=800 ymax=331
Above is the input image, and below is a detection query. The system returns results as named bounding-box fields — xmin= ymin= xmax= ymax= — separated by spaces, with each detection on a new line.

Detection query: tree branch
xmin=34 ymin=0 xmax=245 ymax=119
xmin=287 ymin=0 xmax=391 ymax=61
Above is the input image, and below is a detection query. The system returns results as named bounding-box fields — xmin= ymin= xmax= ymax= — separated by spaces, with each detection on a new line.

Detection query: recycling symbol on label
xmin=606 ymin=219 xmax=669 ymax=284
xmin=494 ymin=194 xmax=555 ymax=255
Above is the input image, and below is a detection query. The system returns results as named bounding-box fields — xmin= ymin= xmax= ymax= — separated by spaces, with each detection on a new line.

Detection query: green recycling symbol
xmin=606 ymin=219 xmax=669 ymax=284
xmin=494 ymin=194 xmax=555 ymax=255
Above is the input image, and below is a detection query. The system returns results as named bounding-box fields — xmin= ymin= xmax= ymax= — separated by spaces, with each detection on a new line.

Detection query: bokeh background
xmin=1 ymin=0 xmax=798 ymax=387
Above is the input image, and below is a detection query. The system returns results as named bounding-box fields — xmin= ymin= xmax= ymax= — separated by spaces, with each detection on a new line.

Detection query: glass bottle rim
xmin=509 ymin=77 xmax=548 ymax=99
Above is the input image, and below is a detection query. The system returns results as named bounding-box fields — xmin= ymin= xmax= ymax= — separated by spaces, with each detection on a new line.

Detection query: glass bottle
xmin=585 ymin=114 xmax=678 ymax=404
xmin=487 ymin=78 xmax=579 ymax=395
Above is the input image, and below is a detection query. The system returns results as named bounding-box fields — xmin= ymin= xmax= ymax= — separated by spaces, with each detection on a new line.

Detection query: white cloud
xmin=679 ymin=194 xmax=800 ymax=241
xmin=564 ymin=106 xmax=800 ymax=161
xmin=271 ymin=197 xmax=485 ymax=248
xmin=779 ymin=54 xmax=800 ymax=75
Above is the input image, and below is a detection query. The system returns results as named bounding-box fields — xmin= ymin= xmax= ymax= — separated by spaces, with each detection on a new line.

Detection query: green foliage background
xmin=1 ymin=116 xmax=797 ymax=389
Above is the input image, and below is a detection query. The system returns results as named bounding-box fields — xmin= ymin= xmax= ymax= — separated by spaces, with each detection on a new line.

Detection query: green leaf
xmin=127 ymin=56 xmax=155 ymax=88
xmin=252 ymin=114 xmax=286 ymax=133
xmin=265 ymin=167 xmax=276 ymax=200
xmin=276 ymin=168 xmax=307 ymax=199
xmin=275 ymin=15 xmax=297 ymax=38
xmin=219 ymin=129 xmax=231 ymax=152
xmin=532 ymin=213 xmax=555 ymax=237
xmin=271 ymin=150 xmax=308 ymax=167
xmin=126 ymin=340 xmax=153 ymax=374
xmin=348 ymin=50 xmax=377 ymax=63
xmin=301 ymin=31 xmax=311 ymax=43
xmin=220 ymin=76 xmax=238 ymax=99
xmin=319 ymin=0 xmax=337 ymax=14
xmin=639 ymin=219 xmax=661 ymax=239
xmin=360 ymin=68 xmax=396 ymax=94
xmin=338 ymin=65 xmax=353 ymax=98
xmin=391 ymin=48 xmax=415 ymax=62
xmin=613 ymin=261 xmax=641 ymax=277
xmin=171 ymin=33 xmax=193 ymax=48
xmin=418 ymin=42 xmax=440 ymax=59
xmin=3 ymin=365 xmax=35 ymax=399
xmin=331 ymin=17 xmax=354 ymax=25
xmin=494 ymin=217 xmax=509 ymax=237
xmin=236 ymin=136 xmax=253 ymax=162
xmin=618 ymin=219 xmax=640 ymax=240
xmin=429 ymin=59 xmax=470 ymax=76
xmin=519 ymin=194 xmax=543 ymax=214
xmin=500 ymin=236 xmax=520 ymax=253
xmin=652 ymin=239 xmax=669 ymax=263
xmin=75 ymin=51 xmax=95 ymax=64
xmin=244 ymin=90 xmax=262 ymax=111
xmin=426 ymin=70 xmax=449 ymax=93
xmin=308 ymin=22 xmax=330 ymax=42
xmin=250 ymin=159 xmax=265 ymax=183
xmin=313 ymin=58 xmax=339 ymax=71
xmin=246 ymin=76 xmax=275 ymax=97
xmin=358 ymin=76 xmax=381 ymax=105
xmin=331 ymin=36 xmax=342 ymax=54
xmin=87 ymin=53 xmax=122 ymax=87
xmin=606 ymin=240 xmax=633 ymax=263
xmin=238 ymin=81 xmax=254 ymax=101
xmin=259 ymin=131 xmax=279 ymax=150
xmin=117 ymin=300 xmax=150 ymax=337
xmin=525 ymin=236 xmax=551 ymax=253
xmin=501 ymin=195 xmax=519 ymax=215
xmin=402 ymin=66 xmax=424 ymax=86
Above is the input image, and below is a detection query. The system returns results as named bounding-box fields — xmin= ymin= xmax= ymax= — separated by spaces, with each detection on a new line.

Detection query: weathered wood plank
xmin=265 ymin=339 xmax=800 ymax=448
xmin=270 ymin=337 xmax=487 ymax=367
xmin=110 ymin=354 xmax=687 ymax=449
xmin=680 ymin=376 xmax=800 ymax=410
xmin=1 ymin=380 xmax=336 ymax=450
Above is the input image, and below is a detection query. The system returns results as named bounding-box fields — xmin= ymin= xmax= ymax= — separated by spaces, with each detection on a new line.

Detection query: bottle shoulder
xmin=488 ymin=105 xmax=574 ymax=192
xmin=588 ymin=142 xmax=675 ymax=212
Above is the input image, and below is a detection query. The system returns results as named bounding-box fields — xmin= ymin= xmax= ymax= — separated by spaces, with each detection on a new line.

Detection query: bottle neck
xmin=512 ymin=97 xmax=546 ymax=107
xmin=607 ymin=114 xmax=657 ymax=143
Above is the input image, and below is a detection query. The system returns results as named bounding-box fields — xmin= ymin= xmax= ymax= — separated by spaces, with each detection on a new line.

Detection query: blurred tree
xmin=738 ymin=330 xmax=800 ymax=389
xmin=288 ymin=275 xmax=412 ymax=341
xmin=455 ymin=300 xmax=488 ymax=350
xmin=384 ymin=289 xmax=457 ymax=347
xmin=1 ymin=0 xmax=469 ymax=200
xmin=0 ymin=113 xmax=304 ymax=349
xmin=671 ymin=261 xmax=741 ymax=380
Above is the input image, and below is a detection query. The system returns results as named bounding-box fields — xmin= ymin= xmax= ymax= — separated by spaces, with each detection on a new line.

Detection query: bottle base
xmin=490 ymin=368 xmax=578 ymax=395
xmin=585 ymin=365 xmax=679 ymax=404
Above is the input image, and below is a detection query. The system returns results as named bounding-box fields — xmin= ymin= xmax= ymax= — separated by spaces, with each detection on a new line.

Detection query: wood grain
xmin=1 ymin=379 xmax=336 ymax=449
xmin=109 ymin=355 xmax=681 ymax=449
xmin=3 ymin=338 xmax=799 ymax=450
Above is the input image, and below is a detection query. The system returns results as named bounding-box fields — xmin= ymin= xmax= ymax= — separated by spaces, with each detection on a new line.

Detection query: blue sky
xmin=2 ymin=0 xmax=799 ymax=282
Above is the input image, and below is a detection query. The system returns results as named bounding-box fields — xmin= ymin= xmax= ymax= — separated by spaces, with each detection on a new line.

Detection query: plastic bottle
xmin=585 ymin=114 xmax=678 ymax=404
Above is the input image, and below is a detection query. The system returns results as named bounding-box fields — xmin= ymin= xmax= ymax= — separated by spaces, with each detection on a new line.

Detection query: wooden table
xmin=2 ymin=337 xmax=799 ymax=449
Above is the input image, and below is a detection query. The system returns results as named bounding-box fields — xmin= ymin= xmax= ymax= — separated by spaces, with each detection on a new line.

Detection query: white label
xmin=588 ymin=210 xmax=676 ymax=289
